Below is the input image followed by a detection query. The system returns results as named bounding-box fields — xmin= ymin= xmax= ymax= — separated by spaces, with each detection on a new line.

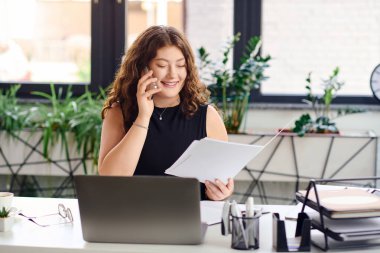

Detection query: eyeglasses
xmin=18 ymin=203 xmax=73 ymax=227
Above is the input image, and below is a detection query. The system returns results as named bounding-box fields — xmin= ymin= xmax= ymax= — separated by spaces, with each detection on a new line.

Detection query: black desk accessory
xmin=298 ymin=177 xmax=380 ymax=251
xmin=221 ymin=200 xmax=261 ymax=250
xmin=272 ymin=212 xmax=311 ymax=252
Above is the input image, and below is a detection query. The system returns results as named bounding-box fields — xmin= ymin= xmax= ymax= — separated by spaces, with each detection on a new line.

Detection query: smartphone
xmin=143 ymin=67 xmax=158 ymax=91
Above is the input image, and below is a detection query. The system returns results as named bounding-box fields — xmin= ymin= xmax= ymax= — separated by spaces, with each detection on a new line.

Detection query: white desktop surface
xmin=0 ymin=197 xmax=379 ymax=253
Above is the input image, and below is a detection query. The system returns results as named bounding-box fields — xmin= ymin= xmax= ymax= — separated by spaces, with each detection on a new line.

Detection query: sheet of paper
xmin=165 ymin=138 xmax=264 ymax=183
xmin=200 ymin=201 xmax=246 ymax=225
xmin=200 ymin=201 xmax=225 ymax=225
xmin=169 ymin=140 xmax=199 ymax=169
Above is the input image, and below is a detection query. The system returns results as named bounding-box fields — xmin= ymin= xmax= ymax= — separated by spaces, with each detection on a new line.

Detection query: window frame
xmin=0 ymin=0 xmax=125 ymax=98
xmin=233 ymin=0 xmax=379 ymax=105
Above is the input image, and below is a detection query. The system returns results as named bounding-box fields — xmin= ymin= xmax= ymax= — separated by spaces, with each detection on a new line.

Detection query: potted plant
xmin=31 ymin=84 xmax=105 ymax=173
xmin=0 ymin=207 xmax=13 ymax=232
xmin=291 ymin=67 xmax=361 ymax=136
xmin=0 ymin=84 xmax=105 ymax=197
xmin=198 ymin=33 xmax=271 ymax=134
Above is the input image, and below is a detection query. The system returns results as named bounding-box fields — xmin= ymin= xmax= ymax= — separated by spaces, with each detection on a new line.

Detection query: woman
xmin=98 ymin=25 xmax=233 ymax=201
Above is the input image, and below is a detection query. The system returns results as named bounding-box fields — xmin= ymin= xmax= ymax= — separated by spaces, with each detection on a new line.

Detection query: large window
xmin=234 ymin=0 xmax=380 ymax=104
xmin=126 ymin=0 xmax=184 ymax=47
xmin=0 ymin=0 xmax=125 ymax=98
xmin=0 ymin=0 xmax=91 ymax=84
xmin=0 ymin=0 xmax=185 ymax=97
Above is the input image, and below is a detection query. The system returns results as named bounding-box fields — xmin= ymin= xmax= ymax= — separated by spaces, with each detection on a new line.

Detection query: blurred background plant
xmin=198 ymin=33 xmax=271 ymax=134
xmin=68 ymin=88 xmax=105 ymax=172
xmin=0 ymin=84 xmax=105 ymax=173
xmin=293 ymin=67 xmax=364 ymax=136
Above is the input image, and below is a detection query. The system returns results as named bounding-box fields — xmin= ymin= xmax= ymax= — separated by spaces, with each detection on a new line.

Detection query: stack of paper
xmin=296 ymin=188 xmax=380 ymax=219
xmin=165 ymin=138 xmax=264 ymax=184
xmin=308 ymin=210 xmax=380 ymax=241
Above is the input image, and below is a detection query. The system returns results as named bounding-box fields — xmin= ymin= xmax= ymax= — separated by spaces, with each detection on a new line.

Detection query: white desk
xmin=0 ymin=197 xmax=378 ymax=253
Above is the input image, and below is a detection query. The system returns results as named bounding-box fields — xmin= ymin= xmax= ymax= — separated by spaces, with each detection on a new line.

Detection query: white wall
xmin=243 ymin=107 xmax=380 ymax=177
xmin=261 ymin=0 xmax=380 ymax=95
xmin=185 ymin=0 xmax=234 ymax=68
xmin=244 ymin=107 xmax=380 ymax=135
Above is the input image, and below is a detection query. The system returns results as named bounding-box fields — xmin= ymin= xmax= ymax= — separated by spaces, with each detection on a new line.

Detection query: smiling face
xmin=148 ymin=45 xmax=187 ymax=106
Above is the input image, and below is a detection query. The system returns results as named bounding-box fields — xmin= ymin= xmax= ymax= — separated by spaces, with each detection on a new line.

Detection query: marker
xmin=245 ymin=197 xmax=255 ymax=248
xmin=245 ymin=197 xmax=254 ymax=218
xmin=221 ymin=201 xmax=231 ymax=236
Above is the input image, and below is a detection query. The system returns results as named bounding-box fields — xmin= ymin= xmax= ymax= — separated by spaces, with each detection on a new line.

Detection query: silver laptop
xmin=75 ymin=175 xmax=207 ymax=244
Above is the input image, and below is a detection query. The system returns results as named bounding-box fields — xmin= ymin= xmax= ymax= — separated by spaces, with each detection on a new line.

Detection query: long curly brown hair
xmin=101 ymin=25 xmax=210 ymax=131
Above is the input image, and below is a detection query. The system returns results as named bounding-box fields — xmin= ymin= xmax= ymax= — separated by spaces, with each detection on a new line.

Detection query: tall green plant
xmin=31 ymin=84 xmax=79 ymax=161
xmin=69 ymin=88 xmax=105 ymax=172
xmin=198 ymin=33 xmax=271 ymax=133
xmin=31 ymin=84 xmax=104 ymax=173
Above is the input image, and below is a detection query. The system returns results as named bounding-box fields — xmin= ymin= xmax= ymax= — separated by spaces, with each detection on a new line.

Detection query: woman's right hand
xmin=136 ymin=70 xmax=162 ymax=120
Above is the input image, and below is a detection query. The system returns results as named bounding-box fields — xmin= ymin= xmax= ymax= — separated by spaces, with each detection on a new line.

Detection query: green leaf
xmin=196 ymin=33 xmax=271 ymax=133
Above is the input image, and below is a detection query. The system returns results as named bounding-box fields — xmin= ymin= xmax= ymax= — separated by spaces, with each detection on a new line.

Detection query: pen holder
xmin=231 ymin=214 xmax=261 ymax=250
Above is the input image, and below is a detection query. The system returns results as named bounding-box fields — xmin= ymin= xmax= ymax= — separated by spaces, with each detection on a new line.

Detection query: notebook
xmin=74 ymin=175 xmax=207 ymax=244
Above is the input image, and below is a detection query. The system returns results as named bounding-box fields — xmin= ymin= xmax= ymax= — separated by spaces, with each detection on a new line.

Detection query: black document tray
xmin=299 ymin=177 xmax=380 ymax=251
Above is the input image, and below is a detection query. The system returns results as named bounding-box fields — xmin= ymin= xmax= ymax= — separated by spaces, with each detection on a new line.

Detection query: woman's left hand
xmin=205 ymin=178 xmax=234 ymax=201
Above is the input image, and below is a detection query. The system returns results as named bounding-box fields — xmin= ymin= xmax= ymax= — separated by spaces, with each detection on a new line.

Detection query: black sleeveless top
xmin=134 ymin=103 xmax=208 ymax=200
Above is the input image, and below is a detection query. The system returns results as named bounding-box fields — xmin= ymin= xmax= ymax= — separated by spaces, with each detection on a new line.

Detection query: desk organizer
xmin=298 ymin=177 xmax=380 ymax=251
xmin=272 ymin=212 xmax=311 ymax=252
xmin=220 ymin=200 xmax=262 ymax=250
xmin=231 ymin=214 xmax=261 ymax=250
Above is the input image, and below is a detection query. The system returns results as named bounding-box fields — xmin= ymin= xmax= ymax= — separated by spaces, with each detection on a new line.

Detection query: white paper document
xmin=200 ymin=201 xmax=247 ymax=225
xmin=200 ymin=201 xmax=225 ymax=225
xmin=165 ymin=138 xmax=264 ymax=183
